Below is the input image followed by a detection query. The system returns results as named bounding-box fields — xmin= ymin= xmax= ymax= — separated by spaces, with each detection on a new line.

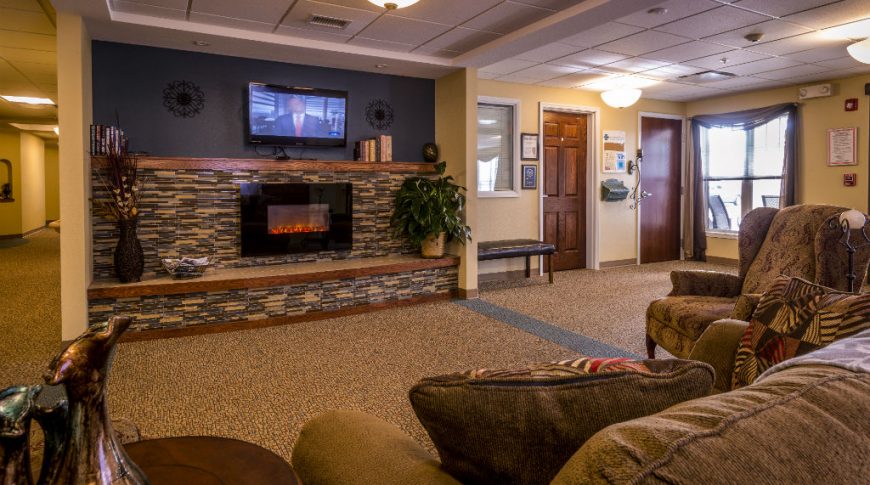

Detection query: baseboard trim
xmin=458 ymin=288 xmax=479 ymax=299
xmin=600 ymin=258 xmax=636 ymax=268
xmin=479 ymin=270 xmax=528 ymax=283
xmin=0 ymin=226 xmax=45 ymax=240
xmin=706 ymin=256 xmax=738 ymax=266
xmin=119 ymin=291 xmax=457 ymax=343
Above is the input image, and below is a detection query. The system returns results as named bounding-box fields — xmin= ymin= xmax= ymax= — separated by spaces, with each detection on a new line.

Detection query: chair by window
xmin=708 ymin=194 xmax=731 ymax=230
xmin=762 ymin=195 xmax=780 ymax=208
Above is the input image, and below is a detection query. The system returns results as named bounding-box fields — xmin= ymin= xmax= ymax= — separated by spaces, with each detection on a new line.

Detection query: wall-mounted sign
xmin=827 ymin=127 xmax=857 ymax=166
xmin=603 ymin=130 xmax=626 ymax=173
xmin=521 ymin=133 xmax=539 ymax=160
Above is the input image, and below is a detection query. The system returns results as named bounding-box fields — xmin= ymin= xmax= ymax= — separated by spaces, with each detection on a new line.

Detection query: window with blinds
xmin=477 ymin=102 xmax=516 ymax=194
xmin=702 ymin=114 xmax=788 ymax=232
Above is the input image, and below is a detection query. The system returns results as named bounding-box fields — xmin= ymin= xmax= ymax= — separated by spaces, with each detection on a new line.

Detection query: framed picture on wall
xmin=521 ymin=164 xmax=537 ymax=190
xmin=827 ymin=127 xmax=857 ymax=166
xmin=521 ymin=133 xmax=539 ymax=160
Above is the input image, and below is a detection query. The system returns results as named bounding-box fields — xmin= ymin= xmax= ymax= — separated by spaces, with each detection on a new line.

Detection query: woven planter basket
xmin=421 ymin=232 xmax=446 ymax=258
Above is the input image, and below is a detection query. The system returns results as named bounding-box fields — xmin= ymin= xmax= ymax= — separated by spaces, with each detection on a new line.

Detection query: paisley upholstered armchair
xmin=646 ymin=204 xmax=870 ymax=359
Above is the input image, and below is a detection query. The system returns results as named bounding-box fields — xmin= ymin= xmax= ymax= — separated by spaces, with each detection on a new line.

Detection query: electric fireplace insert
xmin=240 ymin=183 xmax=352 ymax=257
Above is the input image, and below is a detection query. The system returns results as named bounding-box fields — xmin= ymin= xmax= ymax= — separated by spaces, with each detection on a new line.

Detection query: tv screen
xmin=247 ymin=82 xmax=347 ymax=147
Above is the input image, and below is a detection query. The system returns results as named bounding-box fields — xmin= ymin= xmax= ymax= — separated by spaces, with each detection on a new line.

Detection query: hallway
xmin=0 ymin=229 xmax=60 ymax=387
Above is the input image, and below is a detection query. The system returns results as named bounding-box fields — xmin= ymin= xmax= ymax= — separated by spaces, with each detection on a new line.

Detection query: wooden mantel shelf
xmin=91 ymin=156 xmax=437 ymax=173
xmin=88 ymin=255 xmax=459 ymax=300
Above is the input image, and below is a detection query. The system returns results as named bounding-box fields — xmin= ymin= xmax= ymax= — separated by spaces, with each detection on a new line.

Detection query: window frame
xmin=477 ymin=96 xmax=521 ymax=198
xmin=701 ymin=116 xmax=787 ymax=236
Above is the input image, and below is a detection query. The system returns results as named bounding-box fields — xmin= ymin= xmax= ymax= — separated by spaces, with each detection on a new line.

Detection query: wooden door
xmin=543 ymin=111 xmax=587 ymax=271
xmin=639 ymin=116 xmax=682 ymax=263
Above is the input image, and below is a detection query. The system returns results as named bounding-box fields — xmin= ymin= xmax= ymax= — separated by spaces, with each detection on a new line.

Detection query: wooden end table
xmin=125 ymin=436 xmax=299 ymax=484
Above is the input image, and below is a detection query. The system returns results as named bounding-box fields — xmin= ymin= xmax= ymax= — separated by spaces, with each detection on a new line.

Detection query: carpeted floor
xmin=0 ymin=233 xmax=735 ymax=461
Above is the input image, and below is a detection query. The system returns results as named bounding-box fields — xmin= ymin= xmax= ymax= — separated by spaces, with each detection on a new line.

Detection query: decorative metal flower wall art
xmin=162 ymin=80 xmax=205 ymax=118
xmin=365 ymin=99 xmax=394 ymax=131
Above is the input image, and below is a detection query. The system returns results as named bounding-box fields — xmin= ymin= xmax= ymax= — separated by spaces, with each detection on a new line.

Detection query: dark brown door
xmin=640 ymin=116 xmax=682 ymax=263
xmin=543 ymin=111 xmax=587 ymax=271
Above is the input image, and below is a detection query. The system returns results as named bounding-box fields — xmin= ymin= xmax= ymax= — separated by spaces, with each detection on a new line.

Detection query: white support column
xmin=57 ymin=13 xmax=93 ymax=340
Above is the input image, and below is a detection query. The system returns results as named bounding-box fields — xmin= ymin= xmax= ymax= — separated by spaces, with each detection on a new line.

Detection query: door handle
xmin=640 ymin=190 xmax=652 ymax=199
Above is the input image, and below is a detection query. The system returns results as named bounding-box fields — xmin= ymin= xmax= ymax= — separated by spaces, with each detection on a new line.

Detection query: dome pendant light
xmin=601 ymin=88 xmax=642 ymax=109
xmin=368 ymin=0 xmax=420 ymax=9
xmin=847 ymin=38 xmax=870 ymax=64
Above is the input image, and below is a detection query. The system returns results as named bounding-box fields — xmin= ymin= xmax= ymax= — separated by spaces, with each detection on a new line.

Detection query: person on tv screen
xmin=274 ymin=95 xmax=326 ymax=138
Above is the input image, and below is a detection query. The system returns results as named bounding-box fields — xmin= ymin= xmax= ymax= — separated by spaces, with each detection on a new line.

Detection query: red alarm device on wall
xmin=845 ymin=98 xmax=858 ymax=111
xmin=844 ymin=173 xmax=857 ymax=187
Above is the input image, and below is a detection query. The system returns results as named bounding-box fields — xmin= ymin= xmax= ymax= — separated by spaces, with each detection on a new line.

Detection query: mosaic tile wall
xmin=88 ymin=266 xmax=458 ymax=331
xmin=91 ymin=167 xmax=427 ymax=279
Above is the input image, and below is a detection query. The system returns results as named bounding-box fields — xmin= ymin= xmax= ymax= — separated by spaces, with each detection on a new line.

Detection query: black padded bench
xmin=478 ymin=239 xmax=556 ymax=284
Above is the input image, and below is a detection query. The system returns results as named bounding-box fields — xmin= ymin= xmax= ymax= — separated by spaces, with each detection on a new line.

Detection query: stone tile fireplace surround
xmin=88 ymin=158 xmax=459 ymax=335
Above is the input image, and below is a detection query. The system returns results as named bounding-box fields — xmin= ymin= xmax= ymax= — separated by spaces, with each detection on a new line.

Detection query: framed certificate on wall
xmin=827 ymin=127 xmax=857 ymax=166
xmin=521 ymin=133 xmax=539 ymax=160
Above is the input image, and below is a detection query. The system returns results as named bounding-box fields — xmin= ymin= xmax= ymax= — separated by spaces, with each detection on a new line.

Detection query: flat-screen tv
xmin=247 ymin=82 xmax=348 ymax=147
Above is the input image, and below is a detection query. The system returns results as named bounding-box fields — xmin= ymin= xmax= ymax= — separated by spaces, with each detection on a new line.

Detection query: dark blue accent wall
xmin=91 ymin=41 xmax=435 ymax=161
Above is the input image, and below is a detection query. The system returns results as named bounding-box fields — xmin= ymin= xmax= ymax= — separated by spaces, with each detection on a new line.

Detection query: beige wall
xmin=57 ymin=13 xmax=93 ymax=340
xmin=436 ymin=69 xmax=479 ymax=293
xmin=0 ymin=131 xmax=22 ymax=236
xmin=45 ymin=143 xmax=60 ymax=221
xmin=476 ymin=80 xmax=685 ymax=273
xmin=19 ymin=132 xmax=46 ymax=234
xmin=687 ymin=73 xmax=870 ymax=260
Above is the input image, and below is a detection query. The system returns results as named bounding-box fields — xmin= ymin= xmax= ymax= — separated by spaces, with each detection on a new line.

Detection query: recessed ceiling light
xmin=1 ymin=95 xmax=55 ymax=105
xmin=192 ymin=40 xmax=210 ymax=46
xmin=368 ymin=0 xmax=420 ymax=9
xmin=647 ymin=7 xmax=668 ymax=15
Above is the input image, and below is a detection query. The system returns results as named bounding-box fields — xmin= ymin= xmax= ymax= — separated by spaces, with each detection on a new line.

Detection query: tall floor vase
xmin=114 ymin=219 xmax=144 ymax=283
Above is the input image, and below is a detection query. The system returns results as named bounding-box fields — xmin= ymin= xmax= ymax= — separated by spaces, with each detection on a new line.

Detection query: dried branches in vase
xmin=93 ymin=140 xmax=145 ymax=283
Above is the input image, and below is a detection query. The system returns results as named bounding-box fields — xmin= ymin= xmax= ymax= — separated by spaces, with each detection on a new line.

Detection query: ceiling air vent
xmin=308 ymin=14 xmax=352 ymax=30
xmin=678 ymin=71 xmax=736 ymax=83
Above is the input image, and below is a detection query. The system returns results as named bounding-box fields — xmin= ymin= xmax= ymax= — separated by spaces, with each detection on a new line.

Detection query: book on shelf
xmin=89 ymin=124 xmax=128 ymax=156
xmin=354 ymin=135 xmax=393 ymax=162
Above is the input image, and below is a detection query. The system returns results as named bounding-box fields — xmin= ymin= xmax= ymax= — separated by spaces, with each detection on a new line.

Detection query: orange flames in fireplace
xmin=269 ymin=224 xmax=329 ymax=235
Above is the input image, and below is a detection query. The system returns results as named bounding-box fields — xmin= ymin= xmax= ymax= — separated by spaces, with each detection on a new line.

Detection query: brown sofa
xmin=291 ymin=324 xmax=870 ymax=484
xmin=646 ymin=204 xmax=869 ymax=359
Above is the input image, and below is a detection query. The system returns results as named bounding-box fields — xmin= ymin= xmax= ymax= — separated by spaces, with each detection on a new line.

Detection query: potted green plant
xmin=391 ymin=161 xmax=471 ymax=258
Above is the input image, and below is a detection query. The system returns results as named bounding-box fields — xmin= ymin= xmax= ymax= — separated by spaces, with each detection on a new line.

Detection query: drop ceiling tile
xmin=721 ymin=56 xmax=803 ymax=75
xmin=641 ymin=81 xmax=696 ymax=94
xmin=388 ymin=0 xmax=501 ymax=26
xmin=617 ymin=0 xmax=721 ymax=28
xmin=281 ymin=1 xmax=379 ymax=36
xmin=0 ymin=8 xmax=55 ymax=35
xmin=702 ymin=19 xmax=813 ymax=48
xmin=348 ymin=36 xmax=416 ymax=52
xmin=418 ymin=27 xmax=501 ymax=52
xmin=312 ymin=0 xmax=384 ymax=13
xmin=513 ymin=0 xmax=583 ymax=9
xmin=540 ymin=69 xmax=614 ymax=88
xmin=513 ymin=42 xmax=582 ymax=62
xmin=781 ymin=42 xmax=853 ymax=63
xmin=700 ymin=75 xmax=774 ymax=88
xmin=510 ymin=63 xmax=582 ymax=81
xmin=0 ymin=47 xmax=55 ymax=65
xmin=188 ymin=12 xmax=276 ymax=32
xmin=783 ymin=0 xmax=870 ymax=29
xmin=117 ymin=0 xmax=188 ymax=9
xmin=814 ymin=55 xmax=868 ymax=69
xmin=685 ymin=48 xmax=771 ymax=69
xmin=356 ymin=15 xmax=452 ymax=45
xmin=112 ymin=0 xmax=186 ymax=20
xmin=191 ymin=0 xmax=290 ymax=24
xmin=413 ymin=46 xmax=462 ymax=58
xmin=480 ymin=58 xmax=538 ymax=75
xmin=0 ymin=31 xmax=55 ymax=52
xmin=641 ymin=63 xmax=707 ymax=79
xmin=731 ymin=0 xmax=840 ymax=17
xmin=647 ymin=85 xmax=726 ymax=101
xmin=603 ymin=57 xmax=672 ymax=74
xmin=654 ymin=6 xmax=771 ymax=39
xmin=748 ymin=31 xmax=839 ymax=55
xmin=536 ymin=76 xmax=583 ymax=89
xmin=559 ymin=22 xmax=644 ymax=48
xmin=597 ymin=30 xmax=691 ymax=57
xmin=754 ymin=63 xmax=829 ymax=79
xmin=462 ymin=2 xmax=554 ymax=34
xmin=550 ymin=49 xmax=630 ymax=69
xmin=478 ymin=71 xmax=501 ymax=80
xmin=644 ymin=40 xmax=731 ymax=62
xmin=275 ymin=25 xmax=353 ymax=43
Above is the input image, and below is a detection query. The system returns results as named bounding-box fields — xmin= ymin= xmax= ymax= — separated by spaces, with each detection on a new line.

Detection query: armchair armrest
xmin=688 ymin=319 xmax=749 ymax=393
xmin=292 ymin=410 xmax=460 ymax=485
xmin=669 ymin=271 xmax=742 ymax=298
xmin=730 ymin=293 xmax=762 ymax=321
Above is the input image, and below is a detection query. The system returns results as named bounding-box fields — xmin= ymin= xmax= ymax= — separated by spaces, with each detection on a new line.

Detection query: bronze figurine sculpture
xmin=1 ymin=385 xmax=41 ymax=485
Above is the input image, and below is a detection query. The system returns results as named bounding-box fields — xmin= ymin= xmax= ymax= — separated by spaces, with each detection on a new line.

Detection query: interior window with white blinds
xmin=477 ymin=103 xmax=515 ymax=193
